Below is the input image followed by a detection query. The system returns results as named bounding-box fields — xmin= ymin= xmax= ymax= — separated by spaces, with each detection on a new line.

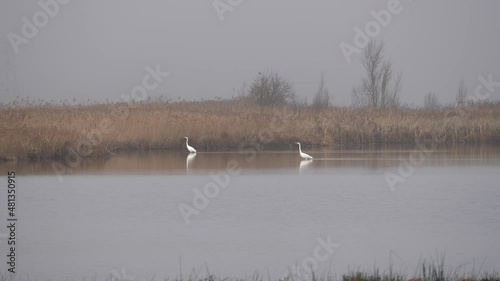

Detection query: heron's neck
xmin=298 ymin=144 xmax=302 ymax=153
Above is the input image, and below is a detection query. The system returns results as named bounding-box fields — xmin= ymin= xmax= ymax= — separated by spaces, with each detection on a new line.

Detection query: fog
xmin=1 ymin=0 xmax=499 ymax=106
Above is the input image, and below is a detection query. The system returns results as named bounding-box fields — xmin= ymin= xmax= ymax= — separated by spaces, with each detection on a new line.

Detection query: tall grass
xmin=1 ymin=262 xmax=498 ymax=281
xmin=1 ymin=99 xmax=499 ymax=160
xmin=0 ymin=252 xmax=499 ymax=281
xmin=342 ymin=254 xmax=500 ymax=281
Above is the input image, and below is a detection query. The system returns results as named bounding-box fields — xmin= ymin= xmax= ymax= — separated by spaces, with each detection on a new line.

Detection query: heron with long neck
xmin=294 ymin=142 xmax=313 ymax=160
xmin=184 ymin=137 xmax=196 ymax=153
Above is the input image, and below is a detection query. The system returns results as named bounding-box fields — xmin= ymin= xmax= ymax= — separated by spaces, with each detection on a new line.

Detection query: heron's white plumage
xmin=184 ymin=137 xmax=196 ymax=153
xmin=295 ymin=142 xmax=313 ymax=160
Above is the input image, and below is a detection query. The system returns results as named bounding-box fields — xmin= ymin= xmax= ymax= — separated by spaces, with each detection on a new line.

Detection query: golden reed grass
xmin=1 ymin=100 xmax=499 ymax=160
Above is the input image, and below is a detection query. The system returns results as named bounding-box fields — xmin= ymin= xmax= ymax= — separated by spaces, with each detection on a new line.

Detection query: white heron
xmin=294 ymin=142 xmax=313 ymax=160
xmin=184 ymin=137 xmax=196 ymax=153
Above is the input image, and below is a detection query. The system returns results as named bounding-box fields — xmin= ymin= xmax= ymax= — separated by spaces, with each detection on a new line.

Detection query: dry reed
xmin=1 ymin=100 xmax=499 ymax=160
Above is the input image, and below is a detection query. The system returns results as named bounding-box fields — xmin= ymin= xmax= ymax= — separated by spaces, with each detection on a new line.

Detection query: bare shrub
xmin=312 ymin=72 xmax=330 ymax=109
xmin=352 ymin=40 xmax=401 ymax=109
xmin=456 ymin=78 xmax=468 ymax=106
xmin=249 ymin=71 xmax=295 ymax=106
xmin=424 ymin=92 xmax=439 ymax=109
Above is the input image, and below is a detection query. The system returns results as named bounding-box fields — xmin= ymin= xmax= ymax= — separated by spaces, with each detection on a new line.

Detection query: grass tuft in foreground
xmin=342 ymin=255 xmax=499 ymax=281
xmin=0 ymin=265 xmax=499 ymax=281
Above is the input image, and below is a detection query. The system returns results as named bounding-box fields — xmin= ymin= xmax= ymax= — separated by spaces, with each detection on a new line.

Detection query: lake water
xmin=1 ymin=144 xmax=499 ymax=280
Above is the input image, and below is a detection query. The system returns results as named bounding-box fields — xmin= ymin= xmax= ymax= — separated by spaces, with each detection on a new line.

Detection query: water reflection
xmin=299 ymin=159 xmax=313 ymax=174
xmin=2 ymin=145 xmax=500 ymax=279
xmin=2 ymin=144 xmax=500 ymax=175
xmin=186 ymin=152 xmax=196 ymax=174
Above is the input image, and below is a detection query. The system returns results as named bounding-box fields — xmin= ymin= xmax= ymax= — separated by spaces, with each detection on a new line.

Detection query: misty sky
xmin=0 ymin=0 xmax=499 ymax=106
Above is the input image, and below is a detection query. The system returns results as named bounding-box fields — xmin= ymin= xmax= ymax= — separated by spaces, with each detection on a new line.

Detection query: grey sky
xmin=1 ymin=0 xmax=499 ymax=106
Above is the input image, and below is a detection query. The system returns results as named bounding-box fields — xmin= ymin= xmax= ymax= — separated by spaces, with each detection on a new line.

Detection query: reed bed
xmin=1 ymin=100 xmax=499 ymax=160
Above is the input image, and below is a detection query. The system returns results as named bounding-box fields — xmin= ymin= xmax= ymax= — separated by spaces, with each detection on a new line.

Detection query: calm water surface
xmin=0 ymin=144 xmax=499 ymax=280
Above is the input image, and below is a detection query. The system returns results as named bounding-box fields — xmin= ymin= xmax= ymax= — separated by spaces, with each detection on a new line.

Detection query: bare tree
xmin=312 ymin=72 xmax=330 ymax=109
xmin=352 ymin=40 xmax=401 ymax=108
xmin=456 ymin=78 xmax=468 ymax=106
xmin=249 ymin=71 xmax=295 ymax=106
xmin=424 ymin=92 xmax=439 ymax=109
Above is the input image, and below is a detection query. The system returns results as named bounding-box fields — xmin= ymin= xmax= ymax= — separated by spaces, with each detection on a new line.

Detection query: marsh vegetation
xmin=1 ymin=98 xmax=499 ymax=160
